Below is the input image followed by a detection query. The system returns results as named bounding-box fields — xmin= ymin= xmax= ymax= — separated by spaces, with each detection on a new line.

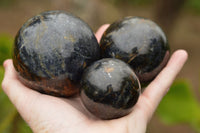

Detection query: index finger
xmin=95 ymin=24 xmax=110 ymax=43
xmin=131 ymin=49 xmax=188 ymax=122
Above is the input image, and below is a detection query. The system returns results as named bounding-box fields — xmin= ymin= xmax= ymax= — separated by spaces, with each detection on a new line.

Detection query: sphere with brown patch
xmin=80 ymin=58 xmax=141 ymax=119
xmin=100 ymin=17 xmax=170 ymax=86
xmin=13 ymin=10 xmax=100 ymax=97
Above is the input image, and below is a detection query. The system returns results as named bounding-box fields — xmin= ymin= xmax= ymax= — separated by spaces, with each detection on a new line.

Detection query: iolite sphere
xmin=80 ymin=58 xmax=141 ymax=119
xmin=100 ymin=17 xmax=170 ymax=86
xmin=13 ymin=10 xmax=100 ymax=97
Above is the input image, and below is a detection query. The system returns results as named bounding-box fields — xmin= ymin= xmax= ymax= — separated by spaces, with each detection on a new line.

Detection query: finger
xmin=133 ymin=49 xmax=188 ymax=122
xmin=1 ymin=59 xmax=41 ymax=114
xmin=95 ymin=24 xmax=110 ymax=43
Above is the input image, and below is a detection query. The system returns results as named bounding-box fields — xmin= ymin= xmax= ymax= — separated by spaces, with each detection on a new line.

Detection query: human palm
xmin=2 ymin=25 xmax=188 ymax=133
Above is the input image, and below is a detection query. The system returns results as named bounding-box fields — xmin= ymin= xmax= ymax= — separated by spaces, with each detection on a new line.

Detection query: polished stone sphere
xmin=13 ymin=10 xmax=100 ymax=97
xmin=100 ymin=17 xmax=170 ymax=86
xmin=80 ymin=58 xmax=141 ymax=119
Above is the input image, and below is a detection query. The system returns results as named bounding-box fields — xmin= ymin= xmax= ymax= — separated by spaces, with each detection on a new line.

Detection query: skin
xmin=1 ymin=24 xmax=188 ymax=133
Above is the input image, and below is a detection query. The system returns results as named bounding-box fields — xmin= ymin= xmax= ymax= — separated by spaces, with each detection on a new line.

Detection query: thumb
xmin=1 ymin=59 xmax=40 ymax=117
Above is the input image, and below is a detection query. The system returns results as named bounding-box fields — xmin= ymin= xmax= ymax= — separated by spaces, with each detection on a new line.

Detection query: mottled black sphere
xmin=80 ymin=58 xmax=141 ymax=119
xmin=100 ymin=17 xmax=170 ymax=86
xmin=13 ymin=10 xmax=100 ymax=97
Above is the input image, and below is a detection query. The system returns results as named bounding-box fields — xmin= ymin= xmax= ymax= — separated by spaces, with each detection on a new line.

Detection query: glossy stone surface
xmin=100 ymin=17 xmax=170 ymax=85
xmin=13 ymin=10 xmax=100 ymax=97
xmin=80 ymin=58 xmax=141 ymax=119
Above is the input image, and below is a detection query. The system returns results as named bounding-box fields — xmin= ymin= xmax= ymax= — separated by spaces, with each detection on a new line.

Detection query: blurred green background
xmin=0 ymin=0 xmax=200 ymax=132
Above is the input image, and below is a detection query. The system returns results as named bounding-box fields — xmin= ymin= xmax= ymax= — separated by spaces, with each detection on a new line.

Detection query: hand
xmin=1 ymin=24 xmax=188 ymax=133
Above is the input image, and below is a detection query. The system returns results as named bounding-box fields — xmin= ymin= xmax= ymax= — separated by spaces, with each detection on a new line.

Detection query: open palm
xmin=1 ymin=25 xmax=188 ymax=133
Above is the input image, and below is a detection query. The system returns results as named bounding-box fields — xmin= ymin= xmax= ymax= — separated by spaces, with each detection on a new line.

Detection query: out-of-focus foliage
xmin=108 ymin=0 xmax=200 ymax=14
xmin=109 ymin=0 xmax=153 ymax=5
xmin=157 ymin=80 xmax=200 ymax=132
xmin=0 ymin=0 xmax=15 ymax=7
xmin=0 ymin=34 xmax=13 ymax=65
xmin=186 ymin=0 xmax=200 ymax=13
xmin=0 ymin=35 xmax=32 ymax=133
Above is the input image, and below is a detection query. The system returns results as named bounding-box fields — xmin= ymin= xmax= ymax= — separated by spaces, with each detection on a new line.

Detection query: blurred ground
xmin=0 ymin=0 xmax=199 ymax=132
